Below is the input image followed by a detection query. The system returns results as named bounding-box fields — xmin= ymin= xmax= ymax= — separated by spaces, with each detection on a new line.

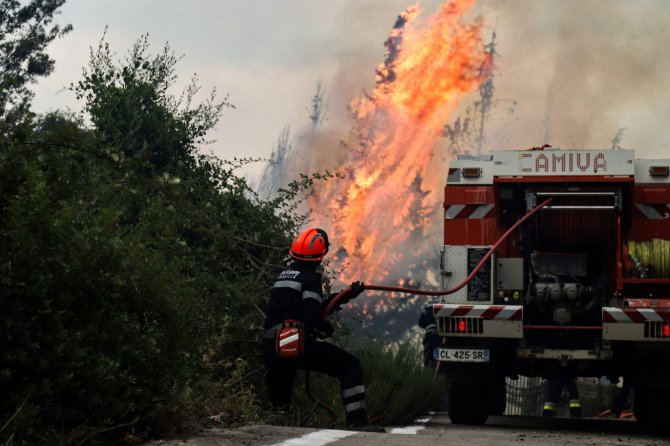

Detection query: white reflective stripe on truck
xmin=603 ymin=306 xmax=670 ymax=341
xmin=433 ymin=304 xmax=523 ymax=339
xmin=433 ymin=304 xmax=523 ymax=320
xmin=602 ymin=307 xmax=670 ymax=323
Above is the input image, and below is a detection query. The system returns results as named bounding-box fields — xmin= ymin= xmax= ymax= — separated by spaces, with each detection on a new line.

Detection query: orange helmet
xmin=289 ymin=228 xmax=329 ymax=261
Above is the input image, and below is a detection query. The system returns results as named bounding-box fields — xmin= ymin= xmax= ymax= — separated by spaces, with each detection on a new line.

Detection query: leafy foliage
xmin=0 ymin=0 xmax=72 ymax=125
xmin=72 ymin=32 xmax=230 ymax=175
xmin=0 ymin=33 xmax=304 ymax=444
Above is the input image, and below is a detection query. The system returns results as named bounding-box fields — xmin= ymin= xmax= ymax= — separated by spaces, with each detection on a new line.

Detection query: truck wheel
xmin=489 ymin=377 xmax=507 ymax=416
xmin=448 ymin=382 xmax=489 ymax=425
xmin=635 ymin=388 xmax=670 ymax=435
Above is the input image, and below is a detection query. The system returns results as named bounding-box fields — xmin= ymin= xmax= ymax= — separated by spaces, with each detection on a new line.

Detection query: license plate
xmin=433 ymin=348 xmax=490 ymax=363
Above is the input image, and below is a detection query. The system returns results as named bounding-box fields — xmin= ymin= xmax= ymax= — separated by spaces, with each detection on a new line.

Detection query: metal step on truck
xmin=432 ymin=147 xmax=670 ymax=433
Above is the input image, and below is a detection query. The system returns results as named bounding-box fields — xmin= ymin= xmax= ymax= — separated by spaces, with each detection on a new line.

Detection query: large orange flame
xmin=311 ymin=0 xmax=491 ymax=283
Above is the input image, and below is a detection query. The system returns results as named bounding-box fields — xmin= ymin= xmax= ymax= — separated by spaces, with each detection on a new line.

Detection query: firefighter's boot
xmin=346 ymin=408 xmax=384 ymax=432
xmin=542 ymin=401 xmax=557 ymax=417
xmin=569 ymin=399 xmax=581 ymax=418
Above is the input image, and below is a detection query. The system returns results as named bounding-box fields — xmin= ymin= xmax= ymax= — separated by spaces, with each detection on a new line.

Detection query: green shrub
xmin=0 ymin=143 xmax=201 ymax=443
xmin=361 ymin=342 xmax=441 ymax=425
xmin=0 ymin=32 xmax=307 ymax=443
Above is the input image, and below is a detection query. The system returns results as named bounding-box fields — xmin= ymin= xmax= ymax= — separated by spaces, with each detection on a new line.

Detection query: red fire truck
xmin=433 ymin=147 xmax=670 ymax=432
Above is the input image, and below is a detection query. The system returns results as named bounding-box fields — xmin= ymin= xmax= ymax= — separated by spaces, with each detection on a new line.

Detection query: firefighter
xmin=261 ymin=228 xmax=382 ymax=432
xmin=418 ymin=302 xmax=450 ymax=410
xmin=418 ymin=302 xmax=442 ymax=367
xmin=542 ymin=375 xmax=581 ymax=418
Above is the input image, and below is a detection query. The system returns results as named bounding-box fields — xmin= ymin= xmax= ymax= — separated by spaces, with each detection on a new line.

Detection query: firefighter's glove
xmin=349 ymin=281 xmax=365 ymax=299
xmin=331 ymin=282 xmax=365 ymax=310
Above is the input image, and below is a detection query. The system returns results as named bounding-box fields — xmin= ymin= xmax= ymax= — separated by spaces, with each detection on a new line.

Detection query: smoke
xmin=467 ymin=0 xmax=670 ymax=156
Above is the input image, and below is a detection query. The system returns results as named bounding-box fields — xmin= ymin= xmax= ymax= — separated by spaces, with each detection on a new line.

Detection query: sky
xmin=32 ymin=0 xmax=670 ymax=183
xmin=31 ymin=0 xmax=433 ymax=167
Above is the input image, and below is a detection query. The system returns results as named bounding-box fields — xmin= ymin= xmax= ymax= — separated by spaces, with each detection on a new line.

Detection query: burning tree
xmin=442 ymin=30 xmax=517 ymax=156
xmin=310 ymin=0 xmax=494 ymax=284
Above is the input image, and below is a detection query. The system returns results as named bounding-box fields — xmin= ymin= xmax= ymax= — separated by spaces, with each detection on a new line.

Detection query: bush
xmin=361 ymin=342 xmax=441 ymax=425
xmin=0 ymin=33 xmax=305 ymax=443
xmin=0 ymin=139 xmax=203 ymax=443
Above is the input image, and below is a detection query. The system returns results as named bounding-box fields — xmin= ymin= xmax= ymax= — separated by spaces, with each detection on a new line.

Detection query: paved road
xmin=149 ymin=413 xmax=670 ymax=446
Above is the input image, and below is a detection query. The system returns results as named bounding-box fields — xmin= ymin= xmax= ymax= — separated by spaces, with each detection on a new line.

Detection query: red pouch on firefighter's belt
xmin=275 ymin=320 xmax=305 ymax=360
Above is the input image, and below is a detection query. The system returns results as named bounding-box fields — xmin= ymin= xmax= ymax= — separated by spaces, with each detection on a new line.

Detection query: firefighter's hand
xmin=340 ymin=281 xmax=365 ymax=305
xmin=332 ymin=282 xmax=365 ymax=309
xmin=349 ymin=281 xmax=365 ymax=299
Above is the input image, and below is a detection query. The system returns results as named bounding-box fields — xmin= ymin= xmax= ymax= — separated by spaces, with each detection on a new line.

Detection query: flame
xmin=312 ymin=0 xmax=491 ymax=283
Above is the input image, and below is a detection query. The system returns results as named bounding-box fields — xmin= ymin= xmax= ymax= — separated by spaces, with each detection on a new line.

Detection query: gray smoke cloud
xmin=469 ymin=0 xmax=670 ymax=157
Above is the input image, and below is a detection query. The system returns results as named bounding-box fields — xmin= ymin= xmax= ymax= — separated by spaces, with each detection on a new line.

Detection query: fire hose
xmin=627 ymin=238 xmax=670 ymax=278
xmin=306 ymin=197 xmax=554 ymax=422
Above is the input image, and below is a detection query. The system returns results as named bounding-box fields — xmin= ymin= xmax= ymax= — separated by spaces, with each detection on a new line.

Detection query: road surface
xmin=148 ymin=413 xmax=670 ymax=446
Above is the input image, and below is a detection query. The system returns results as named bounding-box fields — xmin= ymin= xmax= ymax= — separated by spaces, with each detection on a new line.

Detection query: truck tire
xmin=489 ymin=377 xmax=507 ymax=416
xmin=634 ymin=388 xmax=670 ymax=435
xmin=447 ymin=382 xmax=489 ymax=425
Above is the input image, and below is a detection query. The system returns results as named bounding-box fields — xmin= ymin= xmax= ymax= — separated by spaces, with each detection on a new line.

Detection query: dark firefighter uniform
xmin=262 ymin=260 xmax=368 ymax=426
xmin=542 ymin=375 xmax=581 ymax=417
xmin=418 ymin=303 xmax=443 ymax=368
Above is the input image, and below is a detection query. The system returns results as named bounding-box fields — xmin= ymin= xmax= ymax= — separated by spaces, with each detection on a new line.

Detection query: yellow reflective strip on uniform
xmin=543 ymin=402 xmax=556 ymax=411
xmin=569 ymin=400 xmax=581 ymax=408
